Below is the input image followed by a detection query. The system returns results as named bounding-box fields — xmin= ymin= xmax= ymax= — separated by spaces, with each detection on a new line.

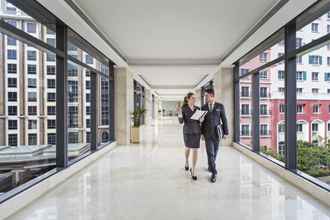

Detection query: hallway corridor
xmin=7 ymin=118 xmax=330 ymax=220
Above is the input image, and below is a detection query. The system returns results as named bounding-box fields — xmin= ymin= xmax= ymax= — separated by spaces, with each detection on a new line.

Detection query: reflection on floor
xmin=7 ymin=117 xmax=330 ymax=220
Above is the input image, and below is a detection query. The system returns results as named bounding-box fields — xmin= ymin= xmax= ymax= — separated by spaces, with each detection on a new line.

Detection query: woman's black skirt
xmin=183 ymin=133 xmax=201 ymax=149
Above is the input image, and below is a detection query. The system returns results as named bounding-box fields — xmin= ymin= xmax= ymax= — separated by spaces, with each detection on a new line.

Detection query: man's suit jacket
xmin=201 ymin=102 xmax=228 ymax=139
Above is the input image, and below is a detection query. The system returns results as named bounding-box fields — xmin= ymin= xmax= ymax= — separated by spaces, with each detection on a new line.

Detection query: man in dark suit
xmin=201 ymin=88 xmax=228 ymax=183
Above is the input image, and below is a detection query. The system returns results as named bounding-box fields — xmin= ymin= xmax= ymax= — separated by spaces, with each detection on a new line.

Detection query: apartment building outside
xmin=239 ymin=11 xmax=330 ymax=157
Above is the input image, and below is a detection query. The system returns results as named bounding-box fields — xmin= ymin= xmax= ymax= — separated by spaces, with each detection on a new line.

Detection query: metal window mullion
xmin=234 ymin=63 xmax=240 ymax=143
xmin=251 ymin=72 xmax=260 ymax=152
xmin=109 ymin=63 xmax=115 ymax=142
xmin=0 ymin=19 xmax=64 ymax=57
xmin=90 ymin=71 xmax=98 ymax=151
xmin=284 ymin=21 xmax=297 ymax=170
xmin=56 ymin=23 xmax=68 ymax=168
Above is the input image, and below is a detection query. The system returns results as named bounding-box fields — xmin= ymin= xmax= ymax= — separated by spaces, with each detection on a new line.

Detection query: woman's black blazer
xmin=178 ymin=105 xmax=201 ymax=134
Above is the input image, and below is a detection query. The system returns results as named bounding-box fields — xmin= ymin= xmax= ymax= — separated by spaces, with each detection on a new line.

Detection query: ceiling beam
xmin=128 ymin=58 xmax=220 ymax=66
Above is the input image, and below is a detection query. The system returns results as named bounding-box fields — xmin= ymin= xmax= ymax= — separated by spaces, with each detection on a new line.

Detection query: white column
xmin=114 ymin=67 xmax=134 ymax=145
xmin=214 ymin=67 xmax=234 ymax=146
xmin=195 ymin=88 xmax=202 ymax=107
xmin=144 ymin=89 xmax=153 ymax=125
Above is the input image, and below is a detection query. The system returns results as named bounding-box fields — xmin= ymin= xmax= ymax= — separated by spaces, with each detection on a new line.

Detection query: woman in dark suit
xmin=177 ymin=92 xmax=201 ymax=180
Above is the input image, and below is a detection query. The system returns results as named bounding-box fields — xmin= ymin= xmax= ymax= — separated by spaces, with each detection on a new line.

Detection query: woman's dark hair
xmin=182 ymin=92 xmax=194 ymax=107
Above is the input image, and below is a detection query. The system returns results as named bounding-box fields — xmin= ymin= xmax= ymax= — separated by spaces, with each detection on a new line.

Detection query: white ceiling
xmin=71 ymin=0 xmax=281 ymax=100
xmin=35 ymin=0 xmax=317 ymax=101
xmin=72 ymin=0 xmax=279 ymax=61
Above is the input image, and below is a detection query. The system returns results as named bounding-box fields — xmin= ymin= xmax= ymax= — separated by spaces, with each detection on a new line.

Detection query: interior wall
xmin=114 ymin=67 xmax=134 ymax=144
xmin=214 ymin=67 xmax=234 ymax=146
xmin=161 ymin=101 xmax=179 ymax=117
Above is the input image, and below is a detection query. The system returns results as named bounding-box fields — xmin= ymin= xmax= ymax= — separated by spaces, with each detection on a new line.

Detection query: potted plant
xmin=131 ymin=108 xmax=146 ymax=143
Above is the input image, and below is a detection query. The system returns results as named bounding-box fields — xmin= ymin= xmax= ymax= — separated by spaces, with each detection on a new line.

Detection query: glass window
xmin=296 ymin=71 xmax=307 ymax=81
xmin=28 ymin=106 xmax=37 ymax=115
xmin=309 ymin=55 xmax=322 ymax=65
xmin=48 ymin=133 xmax=56 ymax=145
xmin=241 ymin=104 xmax=250 ymax=115
xmin=297 ymin=43 xmax=330 ymax=186
xmin=86 ymin=80 xmax=91 ymax=90
xmin=86 ymin=106 xmax=91 ymax=115
xmin=47 ymin=106 xmax=56 ymax=115
xmin=68 ymin=132 xmax=79 ymax=144
xmin=100 ymin=76 xmax=110 ymax=126
xmin=26 ymin=22 xmax=37 ymax=33
xmin=7 ymin=77 xmax=17 ymax=88
xmin=47 ymin=79 xmax=56 ymax=88
xmin=8 ymin=92 xmax=17 ymax=102
xmin=47 ymin=65 xmax=55 ymax=75
xmin=312 ymin=104 xmax=320 ymax=113
xmin=68 ymin=62 xmax=78 ymax=76
xmin=297 ymin=104 xmax=304 ymax=113
xmin=241 ymin=124 xmax=250 ymax=136
xmin=8 ymin=106 xmax=17 ymax=115
xmin=8 ymin=134 xmax=18 ymax=146
xmin=28 ymin=92 xmax=37 ymax=102
xmin=260 ymin=104 xmax=268 ymax=115
xmin=68 ymin=80 xmax=78 ymax=102
xmin=260 ymin=124 xmax=269 ymax=136
xmin=46 ymin=38 xmax=55 ymax=47
xmin=311 ymin=23 xmax=319 ymax=33
xmin=68 ymin=106 xmax=78 ymax=128
xmin=296 ymin=38 xmax=303 ymax=48
xmin=7 ymin=49 xmax=16 ymax=59
xmin=259 ymin=52 xmax=268 ymax=63
xmin=28 ymin=78 xmax=37 ymax=88
xmin=312 ymin=88 xmax=319 ymax=94
xmin=7 ymin=36 xmax=17 ymax=46
xmin=325 ymin=72 xmax=330 ymax=81
xmin=46 ymin=52 xmax=56 ymax=62
xmin=278 ymin=70 xmax=285 ymax=80
xmin=85 ymin=54 xmax=94 ymax=64
xmin=311 ymin=72 xmax=319 ymax=81
xmin=27 ymin=64 xmax=36 ymax=74
xmin=8 ymin=120 xmax=17 ymax=130
xmin=28 ymin=134 xmax=37 ymax=145
xmin=7 ymin=64 xmax=17 ymax=74
xmin=0 ymin=2 xmax=58 ymax=194
xmin=6 ymin=3 xmax=16 ymax=14
xmin=240 ymin=68 xmax=249 ymax=76
xmin=28 ymin=120 xmax=37 ymax=129
xmin=241 ymin=86 xmax=250 ymax=97
xmin=239 ymin=74 xmax=252 ymax=148
xmin=260 ymin=87 xmax=268 ymax=98
xmin=47 ymin=120 xmax=56 ymax=129
xmin=47 ymin=93 xmax=56 ymax=102
xmin=27 ymin=50 xmax=37 ymax=61
xmin=259 ymin=70 xmax=268 ymax=80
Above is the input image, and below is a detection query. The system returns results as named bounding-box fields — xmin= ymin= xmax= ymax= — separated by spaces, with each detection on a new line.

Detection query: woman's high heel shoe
xmin=185 ymin=163 xmax=189 ymax=171
xmin=190 ymin=169 xmax=197 ymax=181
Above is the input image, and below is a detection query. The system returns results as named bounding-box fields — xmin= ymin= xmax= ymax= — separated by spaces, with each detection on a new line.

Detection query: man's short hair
xmin=205 ymin=88 xmax=215 ymax=96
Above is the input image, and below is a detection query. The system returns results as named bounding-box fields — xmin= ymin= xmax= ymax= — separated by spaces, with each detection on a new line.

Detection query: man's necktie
xmin=209 ymin=103 xmax=213 ymax=112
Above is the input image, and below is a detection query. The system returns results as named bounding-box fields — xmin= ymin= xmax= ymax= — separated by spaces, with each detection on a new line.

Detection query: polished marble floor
xmin=7 ymin=118 xmax=330 ymax=220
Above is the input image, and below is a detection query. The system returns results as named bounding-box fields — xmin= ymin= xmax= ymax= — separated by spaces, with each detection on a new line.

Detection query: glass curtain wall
xmin=0 ymin=0 xmax=115 ymax=202
xmin=234 ymin=0 xmax=330 ymax=189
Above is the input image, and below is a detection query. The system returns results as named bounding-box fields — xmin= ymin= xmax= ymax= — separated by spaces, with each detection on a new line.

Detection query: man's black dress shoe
xmin=210 ymin=174 xmax=217 ymax=183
